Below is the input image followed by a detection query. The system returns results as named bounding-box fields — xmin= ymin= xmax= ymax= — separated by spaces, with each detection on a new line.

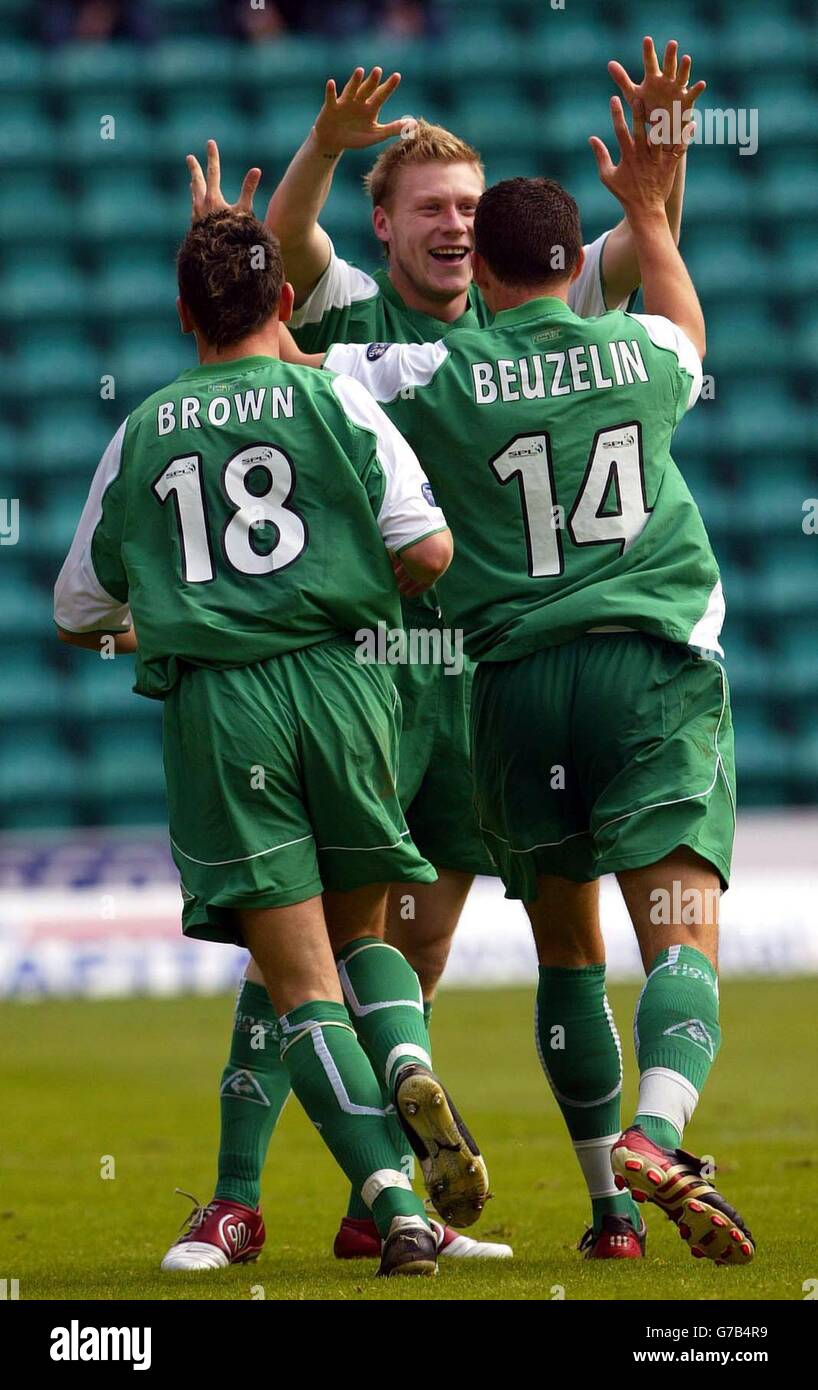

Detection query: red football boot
xmin=161 ymin=1190 xmax=265 ymax=1271
xmin=611 ymin=1126 xmax=755 ymax=1266
xmin=334 ymin=1215 xmax=513 ymax=1260
xmin=578 ymin=1213 xmax=647 ymax=1259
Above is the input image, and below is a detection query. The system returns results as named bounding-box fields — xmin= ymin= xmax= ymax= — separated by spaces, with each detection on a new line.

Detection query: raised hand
xmin=589 ymin=96 xmax=685 ymax=216
xmin=608 ymin=36 xmax=706 ymax=148
xmin=312 ymin=66 xmax=413 ymax=156
xmin=187 ymin=139 xmax=262 ymax=223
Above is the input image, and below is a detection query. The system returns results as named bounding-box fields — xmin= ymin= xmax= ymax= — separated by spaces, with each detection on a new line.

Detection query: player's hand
xmin=608 ymin=36 xmax=705 ymax=151
xmin=312 ymin=66 xmax=414 ymax=156
xmin=391 ymin=553 xmax=425 ymax=598
xmin=187 ymin=139 xmax=262 ymax=223
xmin=589 ymin=96 xmax=684 ymax=217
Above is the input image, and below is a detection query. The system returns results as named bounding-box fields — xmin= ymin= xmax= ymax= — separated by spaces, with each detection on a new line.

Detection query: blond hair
xmin=363 ymin=119 xmax=484 ymax=208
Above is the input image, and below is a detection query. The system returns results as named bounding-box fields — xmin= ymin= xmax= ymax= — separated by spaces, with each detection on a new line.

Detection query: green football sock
xmin=215 ymin=979 xmax=291 ymax=1208
xmin=336 ymin=937 xmax=432 ymax=1092
xmin=345 ymin=1003 xmax=434 ymax=1222
xmin=537 ymin=965 xmax=638 ymax=1235
xmin=280 ymin=999 xmax=429 ymax=1237
xmin=633 ymin=945 xmax=720 ymax=1148
xmin=338 ymin=937 xmax=432 ymax=1223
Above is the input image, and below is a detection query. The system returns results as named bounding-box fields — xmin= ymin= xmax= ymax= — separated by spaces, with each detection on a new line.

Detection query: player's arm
xmin=53 ymin=420 xmax=135 ymax=650
xmin=57 ymin=627 xmax=137 ymax=652
xmin=597 ymin=37 xmax=706 ymax=305
xmin=590 ymin=96 xmax=705 ymax=359
xmin=330 ymin=373 xmax=452 ymax=591
xmin=263 ymin=66 xmax=408 ymax=303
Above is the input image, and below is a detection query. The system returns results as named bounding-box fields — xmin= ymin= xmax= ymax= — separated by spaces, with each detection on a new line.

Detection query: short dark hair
xmin=474 ymin=177 xmax=582 ymax=288
xmin=176 ymin=211 xmax=284 ymax=350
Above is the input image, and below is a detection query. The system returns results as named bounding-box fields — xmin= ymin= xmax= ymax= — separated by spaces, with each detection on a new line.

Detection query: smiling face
xmin=372 ymin=160 xmax=485 ymax=318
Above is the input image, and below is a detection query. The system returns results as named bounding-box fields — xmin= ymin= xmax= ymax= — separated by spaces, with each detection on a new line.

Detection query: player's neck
xmin=387 ymin=266 xmax=469 ymax=324
xmin=485 ymin=283 xmax=571 ymax=315
xmin=196 ymin=323 xmax=282 ymax=365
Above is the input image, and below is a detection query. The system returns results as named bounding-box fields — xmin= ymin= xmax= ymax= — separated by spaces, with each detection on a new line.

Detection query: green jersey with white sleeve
xmin=324 ymin=299 xmax=721 ymax=662
xmin=54 ymin=356 xmax=447 ymax=699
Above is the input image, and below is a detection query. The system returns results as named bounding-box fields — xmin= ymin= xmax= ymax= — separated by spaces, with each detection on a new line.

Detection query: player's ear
xmin=372 ymin=204 xmax=390 ymax=250
xmin=570 ymin=244 xmax=586 ymax=283
xmin=177 ymin=296 xmax=195 ymax=335
xmin=278 ymin=281 xmax=295 ymax=324
xmin=471 ymin=250 xmax=488 ymax=291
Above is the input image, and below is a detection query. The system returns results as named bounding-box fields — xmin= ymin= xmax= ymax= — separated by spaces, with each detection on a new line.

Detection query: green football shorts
xmin=471 ymin=633 xmax=736 ymax=900
xmin=162 ymin=637 xmax=437 ymax=944
xmin=393 ymin=637 xmax=496 ymax=878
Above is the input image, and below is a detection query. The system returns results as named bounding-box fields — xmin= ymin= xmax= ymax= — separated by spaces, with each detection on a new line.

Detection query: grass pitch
xmin=1 ymin=981 xmax=815 ymax=1301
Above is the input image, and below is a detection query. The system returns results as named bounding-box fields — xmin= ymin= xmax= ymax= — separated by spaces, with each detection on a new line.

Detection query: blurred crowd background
xmin=1 ymin=0 xmax=817 ymax=832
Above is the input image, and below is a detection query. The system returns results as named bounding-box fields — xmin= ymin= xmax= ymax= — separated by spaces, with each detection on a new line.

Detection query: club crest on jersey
xmin=366 ymin=342 xmax=390 ymax=361
xmin=422 ymin=482 xmax=436 ymax=507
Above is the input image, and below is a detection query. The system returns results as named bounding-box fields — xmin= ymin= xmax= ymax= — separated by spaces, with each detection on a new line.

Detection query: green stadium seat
xmin=708 ymin=302 xmax=789 ymax=370
xmin=233 ymin=35 xmax=331 ymax=87
xmin=107 ymin=326 xmax=191 ymax=396
xmin=140 ymin=38 xmax=238 ymax=91
xmin=720 ymin=14 xmax=816 ymax=70
xmin=20 ymin=406 xmax=111 ymax=479
xmin=0 ymin=109 xmax=56 ymax=166
xmin=531 ymin=83 xmax=612 ymax=153
xmin=778 ymin=226 xmax=818 ymax=295
xmin=712 ymin=383 xmax=811 ymax=453
xmin=0 ymin=656 xmax=67 ymax=720
xmin=761 ymin=154 xmax=818 ymax=217
xmin=58 ymin=99 xmax=155 ymax=163
xmin=436 ymin=27 xmax=523 ymax=80
xmin=254 ymin=97 xmax=341 ymax=160
xmin=76 ymin=170 xmax=176 ymax=240
xmin=155 ymin=95 xmax=252 ymax=161
xmin=0 ymin=41 xmax=45 ymax=92
xmin=518 ymin=20 xmax=617 ymax=76
xmin=681 ymin=159 xmax=754 ymax=222
xmin=745 ymin=78 xmax=818 ymax=142
xmin=12 ymin=326 xmax=102 ymax=398
xmin=34 ymin=480 xmax=96 ymax=558
xmin=89 ymin=730 xmax=165 ymax=799
xmin=0 ymin=172 xmax=73 ymax=241
xmin=0 ymin=733 xmax=81 ymax=802
xmin=91 ymin=249 xmax=176 ymax=317
xmin=45 ymin=41 xmax=149 ymax=94
xmin=67 ymin=662 xmax=147 ymax=722
xmin=0 ymin=577 xmax=53 ymax=640
xmin=682 ymin=227 xmax=769 ymax=296
xmin=731 ymin=711 xmax=794 ymax=783
xmin=0 ymin=248 xmax=89 ymax=321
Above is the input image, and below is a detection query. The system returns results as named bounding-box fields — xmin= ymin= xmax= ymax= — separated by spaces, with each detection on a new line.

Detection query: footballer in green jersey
xmin=314 ymin=114 xmax=754 ymax=1269
xmin=55 ymin=210 xmax=492 ymax=1277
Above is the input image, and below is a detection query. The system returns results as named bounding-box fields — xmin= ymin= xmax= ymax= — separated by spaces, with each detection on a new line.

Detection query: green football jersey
xmin=324 ymin=299 xmax=722 ymax=662
xmin=54 ymin=356 xmax=447 ymax=698
xmin=290 ymin=231 xmax=625 ymax=623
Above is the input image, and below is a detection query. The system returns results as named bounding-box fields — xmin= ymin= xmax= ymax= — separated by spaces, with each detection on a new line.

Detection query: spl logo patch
xmin=422 ymin=482 xmax=437 ymax=506
xmin=366 ymin=342 xmax=390 ymax=360
xmin=663 ymin=1018 xmax=715 ymax=1059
